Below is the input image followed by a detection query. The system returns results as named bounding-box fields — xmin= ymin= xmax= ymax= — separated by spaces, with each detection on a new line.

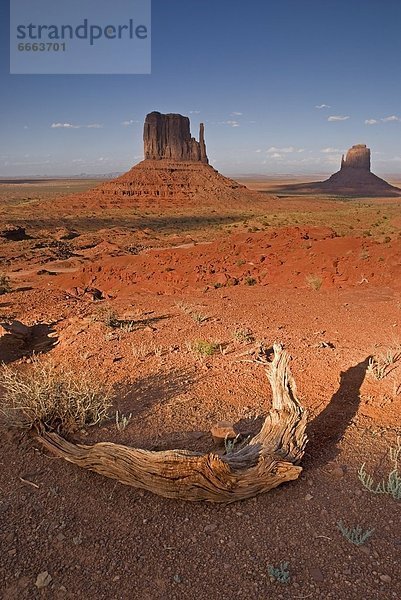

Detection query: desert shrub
xmin=244 ymin=276 xmax=257 ymax=286
xmin=0 ymin=273 xmax=11 ymax=295
xmin=337 ymin=522 xmax=374 ymax=546
xmin=358 ymin=438 xmax=401 ymax=500
xmin=367 ymin=349 xmax=401 ymax=380
xmin=192 ymin=340 xmax=217 ymax=356
xmin=175 ymin=301 xmax=208 ymax=323
xmin=0 ymin=359 xmax=112 ymax=432
xmin=191 ymin=311 xmax=209 ymax=323
xmin=233 ymin=328 xmax=255 ymax=343
xmin=268 ymin=561 xmax=290 ymax=584
xmin=91 ymin=304 xmax=118 ymax=327
xmin=92 ymin=305 xmax=137 ymax=332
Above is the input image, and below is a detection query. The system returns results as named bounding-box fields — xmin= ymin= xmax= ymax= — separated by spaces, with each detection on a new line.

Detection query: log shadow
xmin=305 ymin=357 xmax=370 ymax=469
xmin=113 ymin=368 xmax=197 ymax=420
xmin=0 ymin=321 xmax=58 ymax=365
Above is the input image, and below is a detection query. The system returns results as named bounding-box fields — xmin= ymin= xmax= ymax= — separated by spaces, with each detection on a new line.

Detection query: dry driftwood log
xmin=37 ymin=343 xmax=308 ymax=502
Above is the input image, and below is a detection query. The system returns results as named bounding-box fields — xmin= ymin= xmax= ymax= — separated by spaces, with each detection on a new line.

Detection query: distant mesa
xmin=279 ymin=144 xmax=401 ymax=197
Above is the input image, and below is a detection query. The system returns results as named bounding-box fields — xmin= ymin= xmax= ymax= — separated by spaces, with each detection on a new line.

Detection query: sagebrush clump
xmin=0 ymin=359 xmax=112 ymax=432
xmin=192 ymin=340 xmax=217 ymax=356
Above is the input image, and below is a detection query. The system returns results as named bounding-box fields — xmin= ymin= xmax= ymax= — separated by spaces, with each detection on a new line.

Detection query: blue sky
xmin=1 ymin=0 xmax=401 ymax=177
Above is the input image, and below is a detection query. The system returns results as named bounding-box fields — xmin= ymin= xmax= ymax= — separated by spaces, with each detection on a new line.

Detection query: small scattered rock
xmin=330 ymin=465 xmax=345 ymax=479
xmin=210 ymin=421 xmax=236 ymax=444
xmin=310 ymin=568 xmax=324 ymax=582
xmin=35 ymin=571 xmax=52 ymax=589
xmin=379 ymin=574 xmax=392 ymax=584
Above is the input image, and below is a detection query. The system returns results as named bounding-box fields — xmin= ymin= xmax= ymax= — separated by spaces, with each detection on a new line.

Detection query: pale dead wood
xmin=37 ymin=343 xmax=308 ymax=503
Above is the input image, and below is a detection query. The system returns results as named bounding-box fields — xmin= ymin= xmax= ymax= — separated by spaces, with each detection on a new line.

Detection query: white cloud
xmin=321 ymin=147 xmax=341 ymax=153
xmin=189 ymin=110 xmax=201 ymax=114
xmin=363 ymin=116 xmax=401 ymax=125
xmin=224 ymin=120 xmax=240 ymax=127
xmin=315 ymin=104 xmax=331 ymax=109
xmin=230 ymin=111 xmax=243 ymax=116
xmin=267 ymin=146 xmax=304 ymax=154
xmin=328 ymin=115 xmax=350 ymax=122
xmin=255 ymin=149 xmax=262 ymax=153
xmin=51 ymin=122 xmax=103 ymax=129
xmin=382 ymin=115 xmax=400 ymax=122
xmin=122 ymin=120 xmax=135 ymax=126
xmin=23 ymin=125 xmax=29 ymax=130
xmin=51 ymin=122 xmax=80 ymax=129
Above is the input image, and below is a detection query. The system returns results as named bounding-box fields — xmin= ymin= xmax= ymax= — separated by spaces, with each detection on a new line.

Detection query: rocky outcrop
xmin=0 ymin=224 xmax=27 ymax=241
xmin=340 ymin=144 xmax=371 ymax=171
xmin=97 ymin=160 xmax=261 ymax=207
xmin=143 ymin=112 xmax=208 ymax=163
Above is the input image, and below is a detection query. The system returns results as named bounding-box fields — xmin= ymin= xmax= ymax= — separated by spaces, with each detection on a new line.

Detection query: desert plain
xmin=0 ymin=162 xmax=401 ymax=599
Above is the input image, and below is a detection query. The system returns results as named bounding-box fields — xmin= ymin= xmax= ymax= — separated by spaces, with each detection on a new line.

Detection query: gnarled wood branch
xmin=37 ymin=343 xmax=308 ymax=502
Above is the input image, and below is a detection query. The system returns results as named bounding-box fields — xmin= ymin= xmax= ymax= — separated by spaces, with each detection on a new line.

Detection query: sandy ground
xmin=0 ymin=178 xmax=400 ymax=599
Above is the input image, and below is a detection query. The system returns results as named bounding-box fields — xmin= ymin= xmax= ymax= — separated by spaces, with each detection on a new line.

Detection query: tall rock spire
xmin=199 ymin=123 xmax=208 ymax=164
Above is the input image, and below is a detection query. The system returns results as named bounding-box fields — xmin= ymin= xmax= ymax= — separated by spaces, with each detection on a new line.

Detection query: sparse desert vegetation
xmin=1 ymin=175 xmax=401 ymax=599
xmin=0 ymin=359 xmax=112 ymax=432
xmin=358 ymin=438 xmax=401 ymax=500
xmin=337 ymin=522 xmax=374 ymax=547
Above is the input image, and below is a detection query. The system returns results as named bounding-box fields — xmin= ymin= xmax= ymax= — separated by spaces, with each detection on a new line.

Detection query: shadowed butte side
xmin=280 ymin=144 xmax=401 ymax=197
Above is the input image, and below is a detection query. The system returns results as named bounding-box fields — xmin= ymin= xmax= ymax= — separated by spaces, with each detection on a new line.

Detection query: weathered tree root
xmin=37 ymin=343 xmax=308 ymax=502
